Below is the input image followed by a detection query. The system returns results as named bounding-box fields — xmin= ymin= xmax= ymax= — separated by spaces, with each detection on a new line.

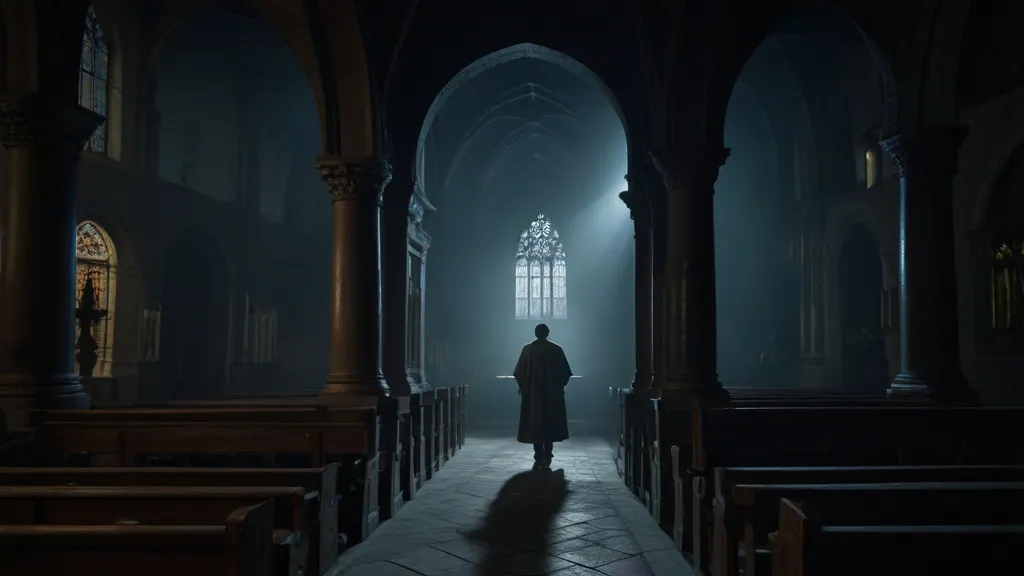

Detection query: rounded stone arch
xmin=737 ymin=39 xmax=820 ymax=167
xmin=729 ymin=80 xmax=780 ymax=174
xmin=963 ymin=107 xmax=1024 ymax=234
xmin=821 ymin=199 xmax=892 ymax=362
xmin=143 ymin=1 xmax=371 ymax=159
xmin=386 ymin=12 xmax=653 ymax=201
xmin=410 ymin=43 xmax=632 ymax=198
xmin=918 ymin=0 xmax=974 ymax=125
xmin=701 ymin=1 xmax=901 ymax=152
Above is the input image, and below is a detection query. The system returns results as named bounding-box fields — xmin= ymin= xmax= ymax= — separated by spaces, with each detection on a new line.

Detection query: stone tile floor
xmin=329 ymin=436 xmax=693 ymax=576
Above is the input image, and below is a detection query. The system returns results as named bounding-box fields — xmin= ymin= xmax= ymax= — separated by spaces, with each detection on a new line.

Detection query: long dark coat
xmin=513 ymin=338 xmax=573 ymax=444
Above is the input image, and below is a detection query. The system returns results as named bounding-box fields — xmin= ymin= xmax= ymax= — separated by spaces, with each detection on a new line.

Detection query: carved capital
xmin=618 ymin=189 xmax=650 ymax=222
xmin=316 ymin=156 xmax=392 ymax=204
xmin=0 ymin=94 xmax=104 ymax=153
xmin=880 ymin=125 xmax=969 ymax=178
xmin=649 ymin=146 xmax=731 ymax=195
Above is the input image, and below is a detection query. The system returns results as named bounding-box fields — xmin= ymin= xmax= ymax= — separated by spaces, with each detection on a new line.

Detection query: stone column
xmin=650 ymin=147 xmax=731 ymax=406
xmin=317 ymin=156 xmax=391 ymax=405
xmin=619 ymin=177 xmax=653 ymax=394
xmin=880 ymin=127 xmax=977 ymax=403
xmin=0 ymin=95 xmax=104 ymax=428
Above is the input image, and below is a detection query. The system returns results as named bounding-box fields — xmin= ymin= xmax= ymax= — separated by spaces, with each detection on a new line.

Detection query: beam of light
xmin=563 ymin=180 xmax=635 ymax=271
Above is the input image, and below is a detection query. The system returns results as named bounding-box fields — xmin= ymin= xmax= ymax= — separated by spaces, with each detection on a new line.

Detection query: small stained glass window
xmin=79 ymin=5 xmax=109 ymax=153
xmin=515 ymin=214 xmax=567 ymax=319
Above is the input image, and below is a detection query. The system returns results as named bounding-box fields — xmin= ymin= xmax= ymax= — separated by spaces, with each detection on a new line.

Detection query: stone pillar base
xmin=886 ymin=373 xmax=930 ymax=400
xmin=0 ymin=374 xmax=90 ymax=431
xmin=319 ymin=374 xmax=388 ymax=407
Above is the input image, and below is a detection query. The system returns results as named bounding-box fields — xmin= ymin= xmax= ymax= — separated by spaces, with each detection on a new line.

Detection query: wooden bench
xmin=0 ymin=465 xmax=338 ymax=575
xmin=133 ymin=398 xmax=409 ymax=520
xmin=730 ymin=481 xmax=1024 ymax=576
xmin=678 ymin=405 xmax=1024 ymax=570
xmin=31 ymin=412 xmax=380 ymax=544
xmin=436 ymin=388 xmax=451 ymax=464
xmin=460 ymin=384 xmax=468 ymax=448
xmin=0 ymin=501 xmax=274 ymax=576
xmin=711 ymin=464 xmax=1024 ymax=576
xmin=772 ymin=498 xmax=1022 ymax=576
xmin=0 ymin=486 xmax=308 ymax=575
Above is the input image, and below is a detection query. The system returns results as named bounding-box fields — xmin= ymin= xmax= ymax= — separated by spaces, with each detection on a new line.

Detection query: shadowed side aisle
xmin=329 ymin=436 xmax=691 ymax=576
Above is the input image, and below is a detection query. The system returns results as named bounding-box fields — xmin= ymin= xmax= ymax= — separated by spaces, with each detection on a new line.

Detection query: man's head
xmin=535 ymin=323 xmax=550 ymax=340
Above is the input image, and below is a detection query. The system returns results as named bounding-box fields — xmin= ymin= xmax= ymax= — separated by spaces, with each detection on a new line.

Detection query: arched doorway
xmin=75 ymin=221 xmax=118 ymax=377
xmin=838 ymin=224 xmax=887 ymax=393
xmin=159 ymin=227 xmax=230 ymax=400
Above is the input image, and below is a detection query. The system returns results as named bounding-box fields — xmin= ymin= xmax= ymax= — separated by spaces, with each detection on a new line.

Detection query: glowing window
xmin=79 ymin=5 xmax=109 ymax=153
xmin=76 ymin=221 xmax=117 ymax=376
xmin=515 ymin=214 xmax=566 ymax=319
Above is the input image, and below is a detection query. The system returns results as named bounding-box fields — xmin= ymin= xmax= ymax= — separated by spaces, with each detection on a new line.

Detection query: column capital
xmin=618 ymin=189 xmax=650 ymax=220
xmin=879 ymin=125 xmax=969 ymax=178
xmin=316 ymin=156 xmax=392 ymax=204
xmin=0 ymin=94 xmax=104 ymax=154
xmin=649 ymin=146 xmax=731 ymax=194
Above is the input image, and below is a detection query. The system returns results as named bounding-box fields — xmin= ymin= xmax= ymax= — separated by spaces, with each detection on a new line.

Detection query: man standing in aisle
xmin=513 ymin=323 xmax=573 ymax=468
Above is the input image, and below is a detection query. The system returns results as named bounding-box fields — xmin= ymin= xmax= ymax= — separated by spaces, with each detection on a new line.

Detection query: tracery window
xmin=247 ymin=307 xmax=278 ymax=364
xmin=515 ymin=214 xmax=567 ymax=320
xmin=78 ymin=5 xmax=109 ymax=153
xmin=988 ymin=236 xmax=1024 ymax=335
xmin=76 ymin=221 xmax=117 ymax=377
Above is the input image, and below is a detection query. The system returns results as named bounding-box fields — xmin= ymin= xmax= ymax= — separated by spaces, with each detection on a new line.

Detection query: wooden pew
xmin=712 ymin=465 xmax=1024 ymax=576
xmin=460 ymin=384 xmax=468 ymax=448
xmin=0 ymin=486 xmax=308 ymax=575
xmin=31 ymin=409 xmax=380 ymax=545
xmin=450 ymin=386 xmax=461 ymax=454
xmin=436 ymin=388 xmax=451 ymax=464
xmin=124 ymin=395 xmax=411 ymax=518
xmin=409 ymin=392 xmax=426 ymax=492
xmin=421 ymin=390 xmax=437 ymax=478
xmin=677 ymin=405 xmax=1024 ymax=571
xmin=0 ymin=465 xmax=338 ymax=575
xmin=731 ymin=481 xmax=1024 ymax=576
xmin=0 ymin=501 xmax=274 ymax=576
xmin=772 ymin=498 xmax=1022 ymax=576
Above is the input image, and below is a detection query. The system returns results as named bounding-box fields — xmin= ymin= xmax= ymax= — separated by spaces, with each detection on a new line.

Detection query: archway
xmin=415 ymin=47 xmax=631 ymax=438
xmin=75 ymin=221 xmax=118 ymax=377
xmin=158 ymin=226 xmax=230 ymax=400
xmin=837 ymin=224 xmax=887 ymax=393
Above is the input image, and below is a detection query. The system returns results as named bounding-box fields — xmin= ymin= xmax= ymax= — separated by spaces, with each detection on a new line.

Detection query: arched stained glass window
xmin=515 ymin=214 xmax=567 ymax=319
xmin=79 ymin=5 xmax=108 ymax=153
xmin=76 ymin=221 xmax=117 ymax=377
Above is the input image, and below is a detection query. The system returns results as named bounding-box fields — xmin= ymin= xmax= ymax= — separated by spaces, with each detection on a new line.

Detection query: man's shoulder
xmin=540 ymin=339 xmax=564 ymax=353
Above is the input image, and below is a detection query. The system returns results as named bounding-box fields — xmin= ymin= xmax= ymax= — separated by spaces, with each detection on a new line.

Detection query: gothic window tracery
xmin=989 ymin=236 xmax=1024 ymax=335
xmin=79 ymin=5 xmax=109 ymax=153
xmin=76 ymin=221 xmax=116 ymax=376
xmin=515 ymin=214 xmax=567 ymax=320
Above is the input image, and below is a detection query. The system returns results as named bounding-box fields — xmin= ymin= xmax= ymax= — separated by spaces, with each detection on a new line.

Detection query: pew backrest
xmin=0 ymin=501 xmax=274 ymax=576
xmin=0 ymin=465 xmax=338 ymax=575
xmin=773 ymin=498 xmax=1023 ymax=576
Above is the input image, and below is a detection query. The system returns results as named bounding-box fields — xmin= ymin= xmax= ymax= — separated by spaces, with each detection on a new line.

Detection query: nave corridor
xmin=333 ymin=437 xmax=687 ymax=576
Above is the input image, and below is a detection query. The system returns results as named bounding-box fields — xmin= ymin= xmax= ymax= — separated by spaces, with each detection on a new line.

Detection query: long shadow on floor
xmin=463 ymin=467 xmax=569 ymax=575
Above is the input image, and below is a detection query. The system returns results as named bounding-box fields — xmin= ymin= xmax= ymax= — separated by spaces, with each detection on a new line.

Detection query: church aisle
xmin=330 ymin=436 xmax=691 ymax=576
